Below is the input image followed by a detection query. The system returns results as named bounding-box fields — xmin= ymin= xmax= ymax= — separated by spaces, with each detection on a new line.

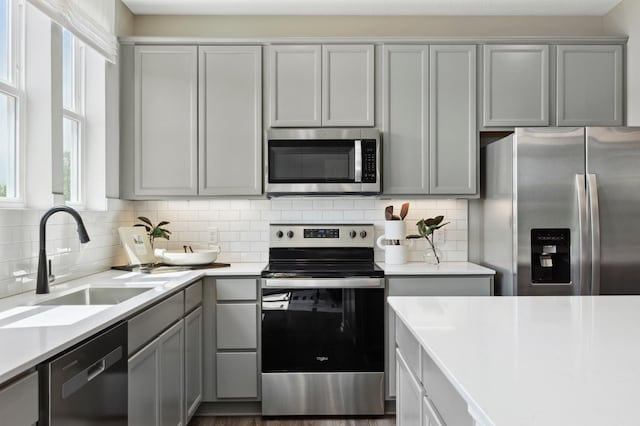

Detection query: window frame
xmin=61 ymin=29 xmax=85 ymax=208
xmin=0 ymin=0 xmax=25 ymax=207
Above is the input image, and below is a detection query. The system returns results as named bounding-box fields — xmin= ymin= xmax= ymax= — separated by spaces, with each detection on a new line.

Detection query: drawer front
xmin=396 ymin=318 xmax=420 ymax=379
xmin=216 ymin=303 xmax=258 ymax=349
xmin=421 ymin=349 xmax=472 ymax=426
xmin=388 ymin=277 xmax=493 ymax=296
xmin=128 ymin=291 xmax=185 ymax=355
xmin=216 ymin=352 xmax=258 ymax=399
xmin=423 ymin=395 xmax=445 ymax=426
xmin=0 ymin=371 xmax=38 ymax=426
xmin=216 ymin=279 xmax=257 ymax=301
xmin=185 ymin=280 xmax=203 ymax=312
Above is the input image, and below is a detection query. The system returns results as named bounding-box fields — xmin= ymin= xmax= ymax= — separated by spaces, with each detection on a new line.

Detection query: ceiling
xmin=122 ymin=0 xmax=624 ymax=16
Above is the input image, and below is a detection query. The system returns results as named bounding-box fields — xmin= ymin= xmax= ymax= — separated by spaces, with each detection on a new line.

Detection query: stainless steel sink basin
xmin=38 ymin=287 xmax=152 ymax=306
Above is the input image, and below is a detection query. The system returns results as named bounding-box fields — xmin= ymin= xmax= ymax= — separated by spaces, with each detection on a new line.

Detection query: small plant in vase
xmin=134 ymin=216 xmax=171 ymax=248
xmin=407 ymin=215 xmax=449 ymax=264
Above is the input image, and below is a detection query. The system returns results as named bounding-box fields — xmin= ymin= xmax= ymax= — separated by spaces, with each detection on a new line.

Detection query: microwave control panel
xmin=361 ymin=140 xmax=377 ymax=183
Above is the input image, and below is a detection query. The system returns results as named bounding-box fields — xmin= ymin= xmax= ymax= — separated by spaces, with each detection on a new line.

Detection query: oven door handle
xmin=262 ymin=278 xmax=384 ymax=288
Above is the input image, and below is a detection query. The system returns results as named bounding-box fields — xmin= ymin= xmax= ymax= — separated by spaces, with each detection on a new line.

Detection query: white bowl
xmin=154 ymin=248 xmax=219 ymax=266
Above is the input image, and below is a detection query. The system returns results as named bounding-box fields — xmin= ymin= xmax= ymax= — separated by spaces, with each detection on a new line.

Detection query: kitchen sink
xmin=38 ymin=287 xmax=152 ymax=306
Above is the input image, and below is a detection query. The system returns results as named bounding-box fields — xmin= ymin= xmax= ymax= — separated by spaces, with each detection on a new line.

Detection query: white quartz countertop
xmin=0 ymin=263 xmax=264 ymax=384
xmin=380 ymin=261 xmax=495 ymax=275
xmin=388 ymin=295 xmax=640 ymax=426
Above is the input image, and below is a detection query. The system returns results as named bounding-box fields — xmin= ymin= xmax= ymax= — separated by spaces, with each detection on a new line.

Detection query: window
xmin=62 ymin=28 xmax=84 ymax=204
xmin=0 ymin=0 xmax=22 ymax=203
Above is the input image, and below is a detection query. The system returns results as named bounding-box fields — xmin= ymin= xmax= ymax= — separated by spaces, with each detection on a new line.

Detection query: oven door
xmin=261 ymin=278 xmax=385 ymax=415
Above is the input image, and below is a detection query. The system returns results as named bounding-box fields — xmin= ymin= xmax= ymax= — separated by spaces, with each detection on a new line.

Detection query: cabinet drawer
xmin=423 ymin=395 xmax=445 ymax=426
xmin=0 ymin=371 xmax=38 ymax=426
xmin=421 ymin=349 xmax=472 ymax=426
xmin=388 ymin=277 xmax=493 ymax=296
xmin=216 ymin=352 xmax=258 ymax=399
xmin=185 ymin=280 xmax=203 ymax=312
xmin=216 ymin=279 xmax=257 ymax=301
xmin=216 ymin=303 xmax=258 ymax=349
xmin=128 ymin=291 xmax=184 ymax=355
xmin=396 ymin=318 xmax=420 ymax=379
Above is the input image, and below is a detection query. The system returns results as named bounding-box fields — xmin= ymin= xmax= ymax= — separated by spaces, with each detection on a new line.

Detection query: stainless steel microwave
xmin=265 ymin=128 xmax=381 ymax=196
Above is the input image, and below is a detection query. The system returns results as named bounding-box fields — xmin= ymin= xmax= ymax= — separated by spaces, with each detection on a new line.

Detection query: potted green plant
xmin=407 ymin=215 xmax=449 ymax=264
xmin=134 ymin=216 xmax=171 ymax=248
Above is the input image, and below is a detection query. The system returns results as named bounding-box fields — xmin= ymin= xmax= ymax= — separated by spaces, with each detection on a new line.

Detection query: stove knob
xmin=287 ymin=230 xmax=295 ymax=238
xmin=349 ymin=230 xmax=357 ymax=238
xmin=360 ymin=230 xmax=368 ymax=238
xmin=276 ymin=230 xmax=284 ymax=238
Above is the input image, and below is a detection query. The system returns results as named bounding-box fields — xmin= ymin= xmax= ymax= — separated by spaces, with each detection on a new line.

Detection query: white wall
xmin=136 ymin=198 xmax=468 ymax=264
xmin=604 ymin=0 xmax=640 ymax=125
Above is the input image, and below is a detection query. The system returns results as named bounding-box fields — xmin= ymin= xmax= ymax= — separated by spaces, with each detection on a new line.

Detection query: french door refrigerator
xmin=470 ymin=127 xmax=640 ymax=296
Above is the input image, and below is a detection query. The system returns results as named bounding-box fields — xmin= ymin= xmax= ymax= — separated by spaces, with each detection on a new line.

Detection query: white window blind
xmin=27 ymin=0 xmax=116 ymax=63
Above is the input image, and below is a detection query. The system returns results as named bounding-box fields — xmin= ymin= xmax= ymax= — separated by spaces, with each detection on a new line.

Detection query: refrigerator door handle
xmin=576 ymin=174 xmax=589 ymax=295
xmin=587 ymin=174 xmax=601 ymax=295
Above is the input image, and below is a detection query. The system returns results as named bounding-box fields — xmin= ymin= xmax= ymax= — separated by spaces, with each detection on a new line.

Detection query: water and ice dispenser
xmin=531 ymin=229 xmax=571 ymax=284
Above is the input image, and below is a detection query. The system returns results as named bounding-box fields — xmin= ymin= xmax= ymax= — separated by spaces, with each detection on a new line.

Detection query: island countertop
xmin=388 ymin=295 xmax=640 ymax=426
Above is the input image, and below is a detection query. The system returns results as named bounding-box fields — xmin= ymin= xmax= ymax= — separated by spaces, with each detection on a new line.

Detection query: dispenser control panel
xmin=531 ymin=228 xmax=571 ymax=284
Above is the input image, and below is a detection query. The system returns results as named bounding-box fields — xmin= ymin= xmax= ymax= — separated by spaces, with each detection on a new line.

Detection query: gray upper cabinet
xmin=429 ymin=45 xmax=477 ymax=195
xmin=382 ymin=45 xmax=430 ymax=194
xmin=322 ymin=44 xmax=375 ymax=126
xmin=199 ymin=46 xmax=262 ymax=196
xmin=382 ymin=44 xmax=476 ymax=196
xmin=133 ymin=46 xmax=198 ymax=196
xmin=269 ymin=45 xmax=322 ymax=127
xmin=556 ymin=44 xmax=624 ymax=126
xmin=482 ymin=45 xmax=549 ymax=127
xmin=269 ymin=44 xmax=374 ymax=127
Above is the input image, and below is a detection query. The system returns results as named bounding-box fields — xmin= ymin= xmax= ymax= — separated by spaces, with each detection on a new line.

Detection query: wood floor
xmin=188 ymin=416 xmax=396 ymax=425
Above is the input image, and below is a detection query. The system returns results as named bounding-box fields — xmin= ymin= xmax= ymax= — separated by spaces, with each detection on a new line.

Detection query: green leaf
xmin=157 ymin=221 xmax=170 ymax=227
xmin=137 ymin=216 xmax=153 ymax=226
xmin=134 ymin=224 xmax=151 ymax=232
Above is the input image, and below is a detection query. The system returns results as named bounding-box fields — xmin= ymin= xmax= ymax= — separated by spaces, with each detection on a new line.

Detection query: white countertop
xmin=380 ymin=261 xmax=495 ymax=275
xmin=0 ymin=263 xmax=264 ymax=384
xmin=388 ymin=295 xmax=640 ymax=426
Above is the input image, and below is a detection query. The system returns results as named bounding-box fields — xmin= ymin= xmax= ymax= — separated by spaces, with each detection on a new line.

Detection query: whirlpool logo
xmin=316 ymin=356 xmax=329 ymax=362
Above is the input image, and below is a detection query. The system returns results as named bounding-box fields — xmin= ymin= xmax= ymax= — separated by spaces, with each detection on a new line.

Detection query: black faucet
xmin=36 ymin=206 xmax=90 ymax=294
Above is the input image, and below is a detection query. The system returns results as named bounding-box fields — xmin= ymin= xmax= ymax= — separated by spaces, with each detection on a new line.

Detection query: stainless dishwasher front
xmin=39 ymin=322 xmax=128 ymax=425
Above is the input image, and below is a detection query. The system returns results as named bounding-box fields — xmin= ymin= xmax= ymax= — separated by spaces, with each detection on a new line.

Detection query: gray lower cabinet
xmin=131 ymin=45 xmax=198 ymax=197
xmin=396 ymin=349 xmax=422 ymax=426
xmin=185 ymin=306 xmax=203 ymax=423
xmin=382 ymin=44 xmax=476 ymax=196
xmin=269 ymin=44 xmax=374 ymax=127
xmin=0 ymin=371 xmax=38 ymax=426
xmin=203 ymin=277 xmax=260 ymax=402
xmin=556 ymin=44 xmax=624 ymax=126
xmin=198 ymin=46 xmax=262 ymax=196
xmin=482 ymin=44 xmax=549 ymax=127
xmin=386 ymin=276 xmax=493 ymax=399
xmin=129 ymin=320 xmax=185 ymax=426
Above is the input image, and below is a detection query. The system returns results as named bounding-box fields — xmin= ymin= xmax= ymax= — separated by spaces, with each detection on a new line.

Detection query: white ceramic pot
xmin=382 ymin=244 xmax=408 ymax=265
xmin=383 ymin=220 xmax=406 ymax=240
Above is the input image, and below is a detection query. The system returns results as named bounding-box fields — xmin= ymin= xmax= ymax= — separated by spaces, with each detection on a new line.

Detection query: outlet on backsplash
xmin=208 ymin=227 xmax=219 ymax=246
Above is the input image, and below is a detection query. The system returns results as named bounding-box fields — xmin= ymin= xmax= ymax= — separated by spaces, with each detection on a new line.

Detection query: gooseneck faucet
xmin=36 ymin=206 xmax=90 ymax=294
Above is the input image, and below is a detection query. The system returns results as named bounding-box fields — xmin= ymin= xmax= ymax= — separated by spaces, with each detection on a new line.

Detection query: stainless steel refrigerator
xmin=470 ymin=127 xmax=640 ymax=296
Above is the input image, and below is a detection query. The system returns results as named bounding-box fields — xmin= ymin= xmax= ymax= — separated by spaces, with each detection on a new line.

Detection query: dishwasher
xmin=39 ymin=322 xmax=128 ymax=425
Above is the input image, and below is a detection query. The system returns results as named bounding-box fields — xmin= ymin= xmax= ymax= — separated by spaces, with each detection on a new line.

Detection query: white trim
xmin=26 ymin=0 xmax=116 ymax=63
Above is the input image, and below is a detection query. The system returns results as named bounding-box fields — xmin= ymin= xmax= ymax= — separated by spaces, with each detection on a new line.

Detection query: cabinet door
xmin=216 ymin=303 xmax=257 ymax=349
xmin=382 ymin=45 xmax=430 ymax=194
xmin=322 ymin=44 xmax=375 ymax=126
xmin=429 ymin=45 xmax=477 ymax=195
xmin=184 ymin=307 xmax=203 ymax=423
xmin=396 ymin=348 xmax=423 ymax=426
xmin=129 ymin=337 xmax=160 ymax=426
xmin=423 ymin=396 xmax=445 ymax=426
xmin=556 ymin=45 xmax=623 ymax=126
xmin=199 ymin=46 xmax=262 ymax=195
xmin=0 ymin=372 xmax=38 ymax=426
xmin=269 ymin=45 xmax=321 ymax=127
xmin=159 ymin=321 xmax=185 ymax=426
xmin=134 ymin=46 xmax=198 ymax=196
xmin=216 ymin=352 xmax=258 ymax=398
xmin=483 ymin=45 xmax=549 ymax=126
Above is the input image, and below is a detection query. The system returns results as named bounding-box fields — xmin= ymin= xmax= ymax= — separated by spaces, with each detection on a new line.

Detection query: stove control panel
xmin=270 ymin=224 xmax=375 ymax=248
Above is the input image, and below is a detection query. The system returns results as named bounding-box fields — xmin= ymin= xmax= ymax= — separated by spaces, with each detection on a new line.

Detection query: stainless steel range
xmin=261 ymin=224 xmax=385 ymax=416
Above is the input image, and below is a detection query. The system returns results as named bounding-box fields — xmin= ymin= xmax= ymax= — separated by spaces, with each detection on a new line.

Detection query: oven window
xmin=268 ymin=140 xmax=355 ymax=183
xmin=262 ymin=288 xmax=384 ymax=372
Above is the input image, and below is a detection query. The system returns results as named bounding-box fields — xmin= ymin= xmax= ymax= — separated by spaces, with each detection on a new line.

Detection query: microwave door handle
xmin=354 ymin=140 xmax=362 ymax=182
